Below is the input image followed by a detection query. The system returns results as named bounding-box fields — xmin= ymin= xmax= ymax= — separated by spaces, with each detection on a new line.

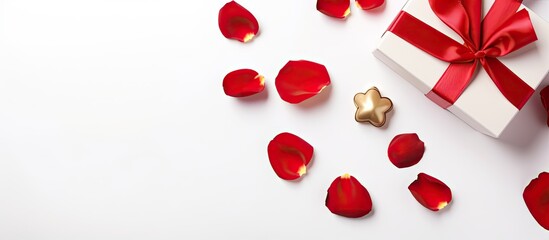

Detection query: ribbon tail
xmin=388 ymin=11 xmax=473 ymax=62
xmin=426 ymin=62 xmax=478 ymax=109
xmin=481 ymin=58 xmax=534 ymax=109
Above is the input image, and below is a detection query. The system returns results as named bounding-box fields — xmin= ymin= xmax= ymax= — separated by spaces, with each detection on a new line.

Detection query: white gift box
xmin=374 ymin=0 xmax=549 ymax=137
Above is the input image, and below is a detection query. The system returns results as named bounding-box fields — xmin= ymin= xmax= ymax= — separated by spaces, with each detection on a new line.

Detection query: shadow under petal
xmin=236 ymin=87 xmax=269 ymax=103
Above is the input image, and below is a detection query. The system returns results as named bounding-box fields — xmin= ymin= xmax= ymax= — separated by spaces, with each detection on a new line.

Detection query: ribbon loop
xmin=482 ymin=9 xmax=538 ymax=57
xmin=482 ymin=0 xmax=524 ymax=42
xmin=428 ymin=0 xmax=482 ymax=49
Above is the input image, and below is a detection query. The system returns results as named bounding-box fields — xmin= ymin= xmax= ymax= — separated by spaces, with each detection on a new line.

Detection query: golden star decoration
xmin=354 ymin=87 xmax=393 ymax=127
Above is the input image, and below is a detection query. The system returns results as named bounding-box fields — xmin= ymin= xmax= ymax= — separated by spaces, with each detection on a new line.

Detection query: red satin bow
xmin=388 ymin=0 xmax=538 ymax=109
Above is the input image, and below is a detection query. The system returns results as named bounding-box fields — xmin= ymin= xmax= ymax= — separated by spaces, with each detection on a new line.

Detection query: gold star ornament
xmin=354 ymin=87 xmax=393 ymax=127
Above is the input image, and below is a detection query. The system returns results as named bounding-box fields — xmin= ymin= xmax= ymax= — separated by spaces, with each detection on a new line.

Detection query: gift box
xmin=374 ymin=0 xmax=549 ymax=137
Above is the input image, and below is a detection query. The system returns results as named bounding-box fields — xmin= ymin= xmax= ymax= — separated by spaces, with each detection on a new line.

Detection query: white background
xmin=0 ymin=0 xmax=548 ymax=239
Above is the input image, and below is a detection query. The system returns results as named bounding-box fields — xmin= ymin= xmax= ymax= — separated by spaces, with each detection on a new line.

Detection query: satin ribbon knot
xmin=474 ymin=50 xmax=486 ymax=59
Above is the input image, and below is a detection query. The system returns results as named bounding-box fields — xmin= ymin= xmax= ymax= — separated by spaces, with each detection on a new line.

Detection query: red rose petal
xmin=317 ymin=0 xmax=351 ymax=19
xmin=223 ymin=69 xmax=265 ymax=97
xmin=388 ymin=133 xmax=425 ymax=168
xmin=523 ymin=172 xmax=549 ymax=230
xmin=355 ymin=0 xmax=384 ymax=10
xmin=218 ymin=1 xmax=259 ymax=43
xmin=325 ymin=174 xmax=373 ymax=218
xmin=275 ymin=60 xmax=331 ymax=104
xmin=267 ymin=132 xmax=314 ymax=180
xmin=541 ymin=86 xmax=549 ymax=127
xmin=408 ymin=173 xmax=452 ymax=211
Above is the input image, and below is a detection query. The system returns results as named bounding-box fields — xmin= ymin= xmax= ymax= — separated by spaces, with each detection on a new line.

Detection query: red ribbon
xmin=388 ymin=0 xmax=538 ymax=109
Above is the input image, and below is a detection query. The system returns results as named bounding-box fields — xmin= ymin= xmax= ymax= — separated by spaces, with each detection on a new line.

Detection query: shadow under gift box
xmin=374 ymin=0 xmax=549 ymax=138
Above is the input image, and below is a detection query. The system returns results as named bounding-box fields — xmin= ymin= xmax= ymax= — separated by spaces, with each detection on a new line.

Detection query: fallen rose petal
xmin=268 ymin=132 xmax=314 ymax=180
xmin=325 ymin=174 xmax=373 ymax=218
xmin=223 ymin=69 xmax=265 ymax=97
xmin=388 ymin=133 xmax=425 ymax=168
xmin=408 ymin=173 xmax=452 ymax=211
xmin=218 ymin=1 xmax=259 ymax=42
xmin=355 ymin=0 xmax=384 ymax=10
xmin=317 ymin=0 xmax=351 ymax=19
xmin=524 ymin=172 xmax=549 ymax=230
xmin=541 ymin=86 xmax=549 ymax=127
xmin=275 ymin=60 xmax=331 ymax=104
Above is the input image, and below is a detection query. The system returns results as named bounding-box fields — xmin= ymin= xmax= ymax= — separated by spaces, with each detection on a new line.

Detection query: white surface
xmin=0 ymin=0 xmax=548 ymax=239
xmin=375 ymin=0 xmax=549 ymax=137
